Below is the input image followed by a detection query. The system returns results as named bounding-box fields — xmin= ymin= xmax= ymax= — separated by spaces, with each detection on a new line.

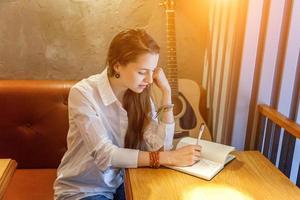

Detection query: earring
xmin=115 ymin=73 xmax=120 ymax=79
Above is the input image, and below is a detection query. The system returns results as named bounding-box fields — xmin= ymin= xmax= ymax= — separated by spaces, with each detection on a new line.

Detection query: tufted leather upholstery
xmin=0 ymin=80 xmax=77 ymax=199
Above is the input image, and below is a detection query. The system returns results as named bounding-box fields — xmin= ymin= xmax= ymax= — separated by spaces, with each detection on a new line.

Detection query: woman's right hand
xmin=166 ymin=145 xmax=202 ymax=167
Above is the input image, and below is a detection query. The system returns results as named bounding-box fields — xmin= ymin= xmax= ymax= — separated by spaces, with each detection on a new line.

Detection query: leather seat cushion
xmin=4 ymin=169 xmax=57 ymax=200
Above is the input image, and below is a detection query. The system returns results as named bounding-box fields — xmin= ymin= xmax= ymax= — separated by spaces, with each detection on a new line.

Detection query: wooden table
xmin=125 ymin=151 xmax=300 ymax=200
xmin=0 ymin=159 xmax=17 ymax=199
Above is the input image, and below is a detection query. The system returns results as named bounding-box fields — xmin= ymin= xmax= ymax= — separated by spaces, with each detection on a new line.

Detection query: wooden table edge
xmin=124 ymin=168 xmax=133 ymax=200
xmin=0 ymin=159 xmax=17 ymax=199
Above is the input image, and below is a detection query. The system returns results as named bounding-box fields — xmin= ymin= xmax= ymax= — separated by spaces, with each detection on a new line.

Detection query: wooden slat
xmin=262 ymin=120 xmax=274 ymax=158
xmin=278 ymin=132 xmax=289 ymax=173
xmin=278 ymin=132 xmax=296 ymax=177
xmin=258 ymin=104 xmax=300 ymax=139
xmin=256 ymin=113 xmax=266 ymax=151
xmin=270 ymin=0 xmax=293 ymax=108
xmin=284 ymin=134 xmax=296 ymax=177
xmin=270 ymin=124 xmax=281 ymax=164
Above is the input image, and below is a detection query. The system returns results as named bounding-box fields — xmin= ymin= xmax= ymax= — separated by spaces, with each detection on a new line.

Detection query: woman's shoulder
xmin=71 ymin=74 xmax=102 ymax=95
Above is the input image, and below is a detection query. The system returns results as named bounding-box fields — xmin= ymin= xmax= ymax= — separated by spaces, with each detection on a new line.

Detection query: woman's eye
xmin=138 ymin=71 xmax=146 ymax=75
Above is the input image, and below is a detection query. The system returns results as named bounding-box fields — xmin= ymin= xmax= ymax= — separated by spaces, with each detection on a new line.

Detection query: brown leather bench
xmin=0 ymin=80 xmax=77 ymax=200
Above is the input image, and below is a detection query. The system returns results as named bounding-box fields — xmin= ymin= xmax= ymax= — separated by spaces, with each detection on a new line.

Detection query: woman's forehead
xmin=132 ymin=53 xmax=159 ymax=70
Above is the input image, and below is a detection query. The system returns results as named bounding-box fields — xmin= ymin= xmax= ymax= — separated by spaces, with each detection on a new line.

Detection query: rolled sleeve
xmin=161 ymin=122 xmax=175 ymax=150
xmin=111 ymin=148 xmax=139 ymax=168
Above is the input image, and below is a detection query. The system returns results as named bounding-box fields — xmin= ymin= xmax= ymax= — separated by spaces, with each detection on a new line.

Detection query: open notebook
xmin=165 ymin=137 xmax=235 ymax=180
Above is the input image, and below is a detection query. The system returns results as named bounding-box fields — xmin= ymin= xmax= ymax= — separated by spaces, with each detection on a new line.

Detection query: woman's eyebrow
xmin=138 ymin=68 xmax=155 ymax=71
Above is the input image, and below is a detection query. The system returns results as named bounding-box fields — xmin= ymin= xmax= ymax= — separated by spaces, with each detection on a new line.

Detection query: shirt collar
xmin=98 ymin=68 xmax=118 ymax=106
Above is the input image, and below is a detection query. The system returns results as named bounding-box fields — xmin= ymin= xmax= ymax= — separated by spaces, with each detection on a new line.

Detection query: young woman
xmin=54 ymin=29 xmax=202 ymax=200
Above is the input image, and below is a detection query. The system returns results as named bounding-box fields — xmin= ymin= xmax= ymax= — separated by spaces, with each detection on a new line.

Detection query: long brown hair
xmin=106 ymin=29 xmax=160 ymax=149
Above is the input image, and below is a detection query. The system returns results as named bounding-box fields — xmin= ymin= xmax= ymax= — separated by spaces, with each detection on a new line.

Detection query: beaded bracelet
xmin=149 ymin=151 xmax=160 ymax=168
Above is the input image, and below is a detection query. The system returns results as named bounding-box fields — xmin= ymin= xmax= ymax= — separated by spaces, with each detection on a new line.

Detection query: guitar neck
xmin=165 ymin=4 xmax=179 ymax=96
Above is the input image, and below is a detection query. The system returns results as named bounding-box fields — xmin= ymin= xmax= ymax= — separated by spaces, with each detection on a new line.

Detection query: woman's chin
xmin=135 ymin=89 xmax=144 ymax=93
xmin=128 ymin=87 xmax=143 ymax=93
xmin=132 ymin=85 xmax=146 ymax=93
xmin=131 ymin=87 xmax=145 ymax=94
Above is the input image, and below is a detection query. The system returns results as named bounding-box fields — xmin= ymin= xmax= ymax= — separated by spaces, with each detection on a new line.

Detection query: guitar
xmin=152 ymin=0 xmax=211 ymax=140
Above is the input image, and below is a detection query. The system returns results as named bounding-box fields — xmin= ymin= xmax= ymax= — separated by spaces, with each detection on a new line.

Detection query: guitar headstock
xmin=159 ymin=0 xmax=175 ymax=11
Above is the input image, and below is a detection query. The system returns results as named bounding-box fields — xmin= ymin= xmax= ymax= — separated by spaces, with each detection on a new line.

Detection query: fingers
xmin=154 ymin=67 xmax=162 ymax=73
xmin=153 ymin=67 xmax=166 ymax=78
xmin=193 ymin=145 xmax=202 ymax=152
xmin=193 ymin=156 xmax=201 ymax=162
xmin=153 ymin=67 xmax=160 ymax=76
xmin=182 ymin=145 xmax=202 ymax=152
xmin=192 ymin=147 xmax=201 ymax=158
xmin=192 ymin=145 xmax=202 ymax=160
xmin=194 ymin=151 xmax=201 ymax=160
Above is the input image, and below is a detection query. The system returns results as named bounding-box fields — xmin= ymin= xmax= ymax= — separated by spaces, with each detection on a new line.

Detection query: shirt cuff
xmin=159 ymin=121 xmax=175 ymax=150
xmin=111 ymin=147 xmax=139 ymax=168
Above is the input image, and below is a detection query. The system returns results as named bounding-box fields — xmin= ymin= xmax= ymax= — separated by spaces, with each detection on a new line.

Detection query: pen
xmin=196 ymin=123 xmax=205 ymax=145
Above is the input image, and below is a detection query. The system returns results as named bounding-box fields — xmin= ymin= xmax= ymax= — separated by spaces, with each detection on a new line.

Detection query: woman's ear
xmin=113 ymin=62 xmax=121 ymax=74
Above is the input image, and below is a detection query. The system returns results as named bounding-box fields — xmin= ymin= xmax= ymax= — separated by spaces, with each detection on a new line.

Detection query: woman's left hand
xmin=153 ymin=67 xmax=171 ymax=94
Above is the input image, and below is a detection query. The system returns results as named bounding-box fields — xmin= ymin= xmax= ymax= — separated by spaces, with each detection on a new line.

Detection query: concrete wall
xmin=0 ymin=0 xmax=209 ymax=85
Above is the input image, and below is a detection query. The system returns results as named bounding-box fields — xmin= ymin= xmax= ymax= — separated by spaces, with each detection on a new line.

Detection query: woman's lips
xmin=138 ymin=85 xmax=147 ymax=89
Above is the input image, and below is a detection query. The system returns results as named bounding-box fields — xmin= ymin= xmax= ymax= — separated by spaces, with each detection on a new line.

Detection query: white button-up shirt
xmin=54 ymin=68 xmax=175 ymax=200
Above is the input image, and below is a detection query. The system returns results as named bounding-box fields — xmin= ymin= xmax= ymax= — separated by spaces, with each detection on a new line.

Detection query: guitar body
xmin=151 ymin=79 xmax=211 ymax=141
